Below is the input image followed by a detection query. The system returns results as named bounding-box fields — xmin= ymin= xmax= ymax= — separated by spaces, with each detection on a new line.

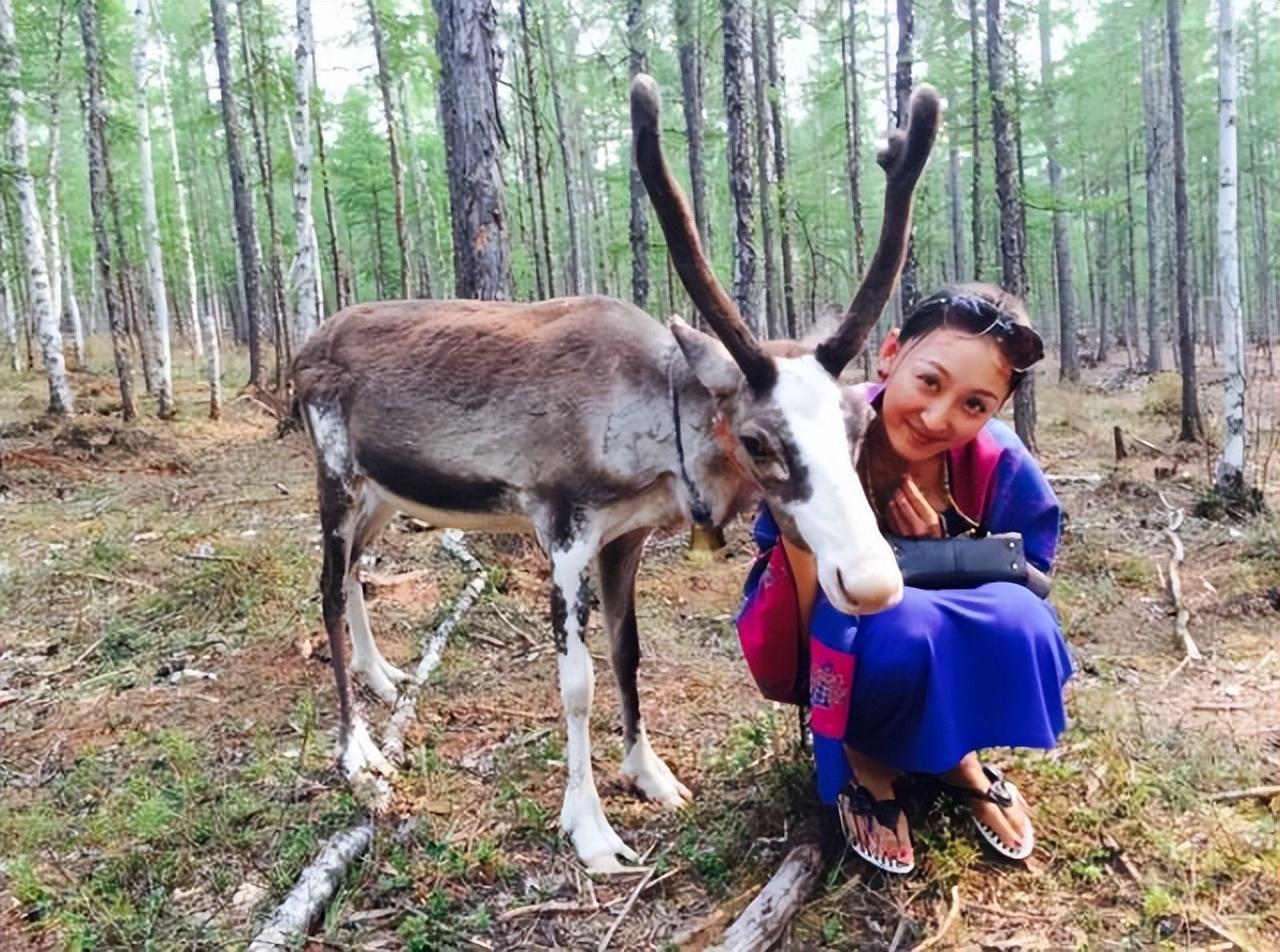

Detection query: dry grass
xmin=0 ymin=347 xmax=1278 ymax=949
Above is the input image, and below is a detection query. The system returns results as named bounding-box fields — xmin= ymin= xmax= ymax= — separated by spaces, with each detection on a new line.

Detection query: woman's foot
xmin=838 ymin=747 xmax=914 ymax=871
xmin=939 ymin=753 xmax=1034 ymax=857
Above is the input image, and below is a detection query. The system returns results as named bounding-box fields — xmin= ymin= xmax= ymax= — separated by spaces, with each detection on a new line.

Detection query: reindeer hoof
xmin=561 ymin=787 xmax=639 ymax=872
xmin=342 ymin=718 xmax=396 ymax=780
xmin=621 ymin=738 xmax=693 ymax=807
xmin=353 ymin=656 xmax=408 ymax=704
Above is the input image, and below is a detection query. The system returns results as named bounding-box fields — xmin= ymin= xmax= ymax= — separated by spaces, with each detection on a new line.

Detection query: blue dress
xmin=742 ymin=416 xmax=1075 ymax=805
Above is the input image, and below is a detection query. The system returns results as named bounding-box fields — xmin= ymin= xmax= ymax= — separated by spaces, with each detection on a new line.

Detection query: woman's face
xmin=876 ymin=326 xmax=1014 ymax=462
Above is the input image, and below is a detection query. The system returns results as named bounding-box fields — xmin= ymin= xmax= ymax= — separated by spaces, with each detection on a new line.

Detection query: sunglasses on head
xmin=904 ymin=290 xmax=1045 ymax=374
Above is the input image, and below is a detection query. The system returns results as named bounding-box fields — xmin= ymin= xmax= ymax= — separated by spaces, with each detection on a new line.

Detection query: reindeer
xmin=290 ymin=75 xmax=940 ymax=872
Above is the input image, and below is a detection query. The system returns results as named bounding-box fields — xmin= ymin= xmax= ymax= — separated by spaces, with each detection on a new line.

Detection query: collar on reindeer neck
xmin=667 ymin=348 xmax=714 ymax=526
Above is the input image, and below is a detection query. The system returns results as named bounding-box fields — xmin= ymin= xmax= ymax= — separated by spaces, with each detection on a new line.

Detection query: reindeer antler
xmin=815 ymin=85 xmax=942 ymax=377
xmin=631 ymin=74 xmax=777 ymax=393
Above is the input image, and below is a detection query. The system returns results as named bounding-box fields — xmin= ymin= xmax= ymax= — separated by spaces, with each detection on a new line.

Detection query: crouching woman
xmin=737 ymin=283 xmax=1073 ymax=874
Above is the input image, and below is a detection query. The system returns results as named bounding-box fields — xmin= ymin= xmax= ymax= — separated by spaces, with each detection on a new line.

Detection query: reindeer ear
xmin=670 ymin=316 xmax=742 ymax=397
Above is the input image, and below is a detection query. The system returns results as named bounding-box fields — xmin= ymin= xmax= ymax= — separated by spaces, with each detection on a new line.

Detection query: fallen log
xmin=247 ymin=822 xmax=373 ymax=950
xmin=707 ymin=838 xmax=825 ymax=952
xmin=1162 ymin=509 xmax=1203 ymax=662
xmin=382 ymin=530 xmax=487 ymax=763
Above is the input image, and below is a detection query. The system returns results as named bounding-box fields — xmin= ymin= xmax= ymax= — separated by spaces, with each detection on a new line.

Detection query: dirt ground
xmin=1 ymin=347 xmax=1278 ymax=951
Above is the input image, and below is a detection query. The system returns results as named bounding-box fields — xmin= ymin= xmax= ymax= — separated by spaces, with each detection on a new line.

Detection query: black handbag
xmin=886 ymin=532 xmax=1051 ymax=598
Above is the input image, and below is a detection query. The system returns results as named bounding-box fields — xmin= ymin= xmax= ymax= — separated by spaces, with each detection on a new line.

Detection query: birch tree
xmin=1039 ymin=0 xmax=1078 ymax=383
xmin=61 ymin=227 xmax=85 ymax=368
xmin=368 ymin=0 xmax=410 ymax=298
xmin=1167 ymin=0 xmax=1203 ymax=441
xmin=211 ymin=0 xmax=264 ymax=386
xmin=1 ymin=0 xmax=73 ymax=416
xmin=80 ymin=0 xmax=137 ymax=420
xmin=1216 ymin=0 xmax=1245 ymax=492
xmin=722 ymin=0 xmax=758 ymax=333
xmin=986 ymin=0 xmax=1035 ymax=451
xmin=627 ymin=0 xmax=648 ymax=308
xmin=134 ymin=0 xmax=175 ymax=418
xmin=290 ymin=0 xmax=320 ymax=350
xmin=1140 ymin=20 xmax=1166 ymax=372
xmin=156 ymin=26 xmax=220 ymax=418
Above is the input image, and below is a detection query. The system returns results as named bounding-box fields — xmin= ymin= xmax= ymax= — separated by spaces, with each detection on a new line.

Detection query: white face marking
xmin=771 ymin=356 xmax=903 ymax=615
xmin=306 ymin=404 xmax=351 ymax=477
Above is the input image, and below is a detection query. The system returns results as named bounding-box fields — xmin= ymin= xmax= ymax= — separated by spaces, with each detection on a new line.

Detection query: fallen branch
xmin=1207 ymin=785 xmax=1280 ymax=804
xmin=910 ymin=886 xmax=961 ymax=952
xmin=382 ymin=530 xmax=487 ymax=763
xmin=248 ymin=821 xmax=373 ymax=951
xmin=597 ymin=865 xmax=655 ymax=951
xmin=708 ymin=839 xmax=825 ymax=952
xmin=499 ymin=899 xmax=599 ymax=921
xmin=1162 ymin=509 xmax=1203 ymax=662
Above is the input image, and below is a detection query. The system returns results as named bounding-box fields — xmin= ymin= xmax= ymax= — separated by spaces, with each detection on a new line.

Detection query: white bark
xmin=154 ymin=35 xmax=202 ymax=362
xmin=47 ymin=117 xmax=62 ymax=334
xmin=155 ymin=25 xmax=220 ymax=418
xmin=248 ymin=821 xmax=374 ymax=952
xmin=1 ymin=0 xmax=73 ymax=414
xmin=133 ymin=0 xmax=174 ymax=417
xmin=61 ymin=230 xmax=85 ymax=368
xmin=0 ymin=259 xmax=15 ymax=372
xmin=1216 ymin=0 xmax=1245 ymax=489
xmin=289 ymin=0 xmax=321 ymax=347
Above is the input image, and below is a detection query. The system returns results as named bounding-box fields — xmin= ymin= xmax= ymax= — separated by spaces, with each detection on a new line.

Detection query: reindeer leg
xmin=548 ymin=526 xmax=639 ymax=872
xmin=598 ymin=529 xmax=693 ymax=808
xmin=346 ymin=489 xmax=405 ymax=703
xmin=311 ymin=406 xmax=393 ymax=783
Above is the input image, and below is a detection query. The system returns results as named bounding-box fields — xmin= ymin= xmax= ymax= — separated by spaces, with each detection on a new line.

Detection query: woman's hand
xmin=886 ymin=477 xmax=943 ymax=538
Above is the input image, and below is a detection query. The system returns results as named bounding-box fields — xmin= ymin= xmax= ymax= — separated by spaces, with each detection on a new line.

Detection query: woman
xmin=738 ymin=282 xmax=1073 ymax=874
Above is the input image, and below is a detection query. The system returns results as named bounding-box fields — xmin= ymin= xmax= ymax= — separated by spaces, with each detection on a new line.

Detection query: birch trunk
xmin=968 ymin=0 xmax=983 ymax=281
xmin=1123 ymin=129 xmax=1141 ymax=362
xmin=675 ymin=0 xmax=710 ymax=254
xmin=313 ymin=73 xmax=346 ymax=312
xmin=134 ymin=0 xmax=175 ymax=418
xmin=722 ymin=0 xmax=759 ymax=333
xmin=290 ymin=0 xmax=321 ymax=351
xmin=398 ymin=79 xmax=434 ymax=298
xmin=1 ymin=0 xmax=73 ymax=415
xmin=211 ymin=0 xmax=264 ymax=386
xmin=47 ymin=0 xmax=67 ymax=334
xmin=766 ymin=1 xmax=795 ymax=338
xmin=986 ymin=0 xmax=1035 ymax=451
xmin=434 ymin=0 xmax=510 ymax=300
xmin=367 ymin=0 xmax=410 ymax=298
xmin=0 ymin=211 xmax=15 ymax=370
xmin=1039 ymin=0 xmax=1077 ymax=382
xmin=750 ymin=0 xmax=779 ymax=339
xmin=155 ymin=38 xmax=205 ymax=365
xmin=1166 ymin=0 xmax=1203 ymax=441
xmin=627 ymin=0 xmax=649 ymax=308
xmin=240 ymin=0 xmax=289 ymax=383
xmin=840 ymin=0 xmax=864 ymax=277
xmin=1140 ymin=20 xmax=1166 ymax=372
xmin=542 ymin=10 xmax=585 ymax=296
xmin=895 ymin=0 xmax=918 ymax=312
xmin=79 ymin=0 xmax=137 ymax=420
xmin=61 ymin=232 xmax=85 ymax=369
xmin=1215 ymin=0 xmax=1244 ymax=490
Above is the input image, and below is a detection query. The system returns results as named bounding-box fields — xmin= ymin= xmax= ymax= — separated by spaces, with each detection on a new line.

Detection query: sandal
xmin=836 ymin=780 xmax=915 ymax=874
xmin=936 ymin=764 xmax=1035 ymax=860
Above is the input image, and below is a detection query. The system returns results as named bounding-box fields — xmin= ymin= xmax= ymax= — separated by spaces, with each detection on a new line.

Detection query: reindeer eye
xmin=739 ymin=434 xmax=770 ymax=459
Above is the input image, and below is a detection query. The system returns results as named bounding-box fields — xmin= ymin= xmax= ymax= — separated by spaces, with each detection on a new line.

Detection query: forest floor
xmin=1 ymin=346 xmax=1278 ymax=951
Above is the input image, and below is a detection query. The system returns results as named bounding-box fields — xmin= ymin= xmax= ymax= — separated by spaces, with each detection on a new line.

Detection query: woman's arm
xmin=780 ymin=537 xmax=819 ymax=634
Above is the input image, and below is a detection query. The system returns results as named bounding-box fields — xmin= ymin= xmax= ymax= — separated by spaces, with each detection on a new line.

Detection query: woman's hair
xmin=898 ymin=281 xmax=1038 ymax=392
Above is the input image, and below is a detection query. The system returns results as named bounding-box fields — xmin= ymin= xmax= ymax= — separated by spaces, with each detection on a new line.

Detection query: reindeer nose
xmin=836 ymin=565 xmax=903 ymax=616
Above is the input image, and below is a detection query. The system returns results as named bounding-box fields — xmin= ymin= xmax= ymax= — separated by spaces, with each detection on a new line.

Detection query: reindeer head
xmin=633 ymin=74 xmax=941 ymax=616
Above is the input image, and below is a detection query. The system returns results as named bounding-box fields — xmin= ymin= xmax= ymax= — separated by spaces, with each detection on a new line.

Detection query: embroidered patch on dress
xmin=809 ymin=639 xmax=856 ymax=738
